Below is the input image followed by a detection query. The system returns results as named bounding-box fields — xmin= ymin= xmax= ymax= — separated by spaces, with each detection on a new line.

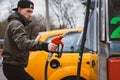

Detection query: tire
xmin=61 ymin=76 xmax=86 ymax=80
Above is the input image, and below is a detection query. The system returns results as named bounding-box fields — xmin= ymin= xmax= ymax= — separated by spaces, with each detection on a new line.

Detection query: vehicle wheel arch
xmin=61 ymin=76 xmax=86 ymax=80
xmin=48 ymin=66 xmax=89 ymax=80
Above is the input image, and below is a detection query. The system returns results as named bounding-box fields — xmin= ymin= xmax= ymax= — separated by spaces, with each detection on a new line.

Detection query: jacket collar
xmin=8 ymin=12 xmax=31 ymax=26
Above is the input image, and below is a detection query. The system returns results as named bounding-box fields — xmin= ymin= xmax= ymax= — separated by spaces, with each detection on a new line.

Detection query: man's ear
xmin=17 ymin=7 xmax=22 ymax=12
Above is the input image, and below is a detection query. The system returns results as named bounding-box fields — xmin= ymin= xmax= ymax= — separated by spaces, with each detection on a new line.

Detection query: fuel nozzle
xmin=51 ymin=35 xmax=64 ymax=46
xmin=51 ymin=35 xmax=64 ymax=58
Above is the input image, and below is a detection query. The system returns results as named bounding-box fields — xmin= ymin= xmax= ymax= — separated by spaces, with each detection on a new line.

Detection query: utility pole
xmin=45 ymin=0 xmax=50 ymax=31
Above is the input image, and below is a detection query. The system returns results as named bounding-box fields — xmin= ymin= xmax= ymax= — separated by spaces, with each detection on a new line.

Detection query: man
xmin=2 ymin=0 xmax=58 ymax=80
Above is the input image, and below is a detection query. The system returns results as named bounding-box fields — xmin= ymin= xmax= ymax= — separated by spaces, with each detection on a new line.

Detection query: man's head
xmin=12 ymin=0 xmax=34 ymax=20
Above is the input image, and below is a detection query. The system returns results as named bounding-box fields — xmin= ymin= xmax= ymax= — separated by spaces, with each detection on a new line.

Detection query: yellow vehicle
xmin=25 ymin=28 xmax=98 ymax=80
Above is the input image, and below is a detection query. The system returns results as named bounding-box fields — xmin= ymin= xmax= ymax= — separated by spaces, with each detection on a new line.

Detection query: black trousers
xmin=2 ymin=64 xmax=34 ymax=80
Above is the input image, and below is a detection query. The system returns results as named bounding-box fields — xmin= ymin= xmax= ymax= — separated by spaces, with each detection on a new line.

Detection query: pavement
xmin=0 ymin=66 xmax=7 ymax=80
xmin=0 ymin=59 xmax=7 ymax=80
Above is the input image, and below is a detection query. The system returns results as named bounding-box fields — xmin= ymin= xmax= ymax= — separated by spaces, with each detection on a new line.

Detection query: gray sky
xmin=0 ymin=1 xmax=9 ymax=21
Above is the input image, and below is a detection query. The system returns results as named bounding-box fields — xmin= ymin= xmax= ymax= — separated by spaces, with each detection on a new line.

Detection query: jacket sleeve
xmin=9 ymin=21 xmax=49 ymax=51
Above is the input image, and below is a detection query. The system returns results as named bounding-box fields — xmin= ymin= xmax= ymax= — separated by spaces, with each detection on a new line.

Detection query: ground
xmin=0 ymin=65 xmax=7 ymax=80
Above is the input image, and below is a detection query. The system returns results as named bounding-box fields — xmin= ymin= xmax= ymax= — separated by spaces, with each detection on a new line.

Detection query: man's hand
xmin=48 ymin=43 xmax=58 ymax=52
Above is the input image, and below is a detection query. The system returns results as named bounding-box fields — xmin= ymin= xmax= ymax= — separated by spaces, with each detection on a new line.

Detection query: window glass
xmin=46 ymin=32 xmax=90 ymax=53
xmin=62 ymin=32 xmax=80 ymax=52
xmin=110 ymin=43 xmax=120 ymax=53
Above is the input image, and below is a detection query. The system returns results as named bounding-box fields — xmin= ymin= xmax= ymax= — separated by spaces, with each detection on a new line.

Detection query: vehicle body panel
xmin=107 ymin=58 xmax=120 ymax=80
xmin=26 ymin=28 xmax=98 ymax=80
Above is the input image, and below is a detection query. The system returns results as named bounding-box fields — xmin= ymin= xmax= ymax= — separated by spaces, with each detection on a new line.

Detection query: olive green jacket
xmin=2 ymin=12 xmax=48 ymax=68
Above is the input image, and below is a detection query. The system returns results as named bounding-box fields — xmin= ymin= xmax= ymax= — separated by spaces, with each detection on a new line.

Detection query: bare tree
xmin=49 ymin=0 xmax=82 ymax=28
xmin=28 ymin=15 xmax=45 ymax=39
xmin=28 ymin=14 xmax=56 ymax=39
xmin=0 ymin=20 xmax=8 ymax=38
xmin=49 ymin=0 xmax=64 ymax=28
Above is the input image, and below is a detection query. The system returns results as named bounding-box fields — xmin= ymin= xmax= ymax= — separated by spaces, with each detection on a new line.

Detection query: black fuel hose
xmin=76 ymin=0 xmax=91 ymax=80
xmin=44 ymin=52 xmax=53 ymax=80
xmin=44 ymin=60 xmax=49 ymax=80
